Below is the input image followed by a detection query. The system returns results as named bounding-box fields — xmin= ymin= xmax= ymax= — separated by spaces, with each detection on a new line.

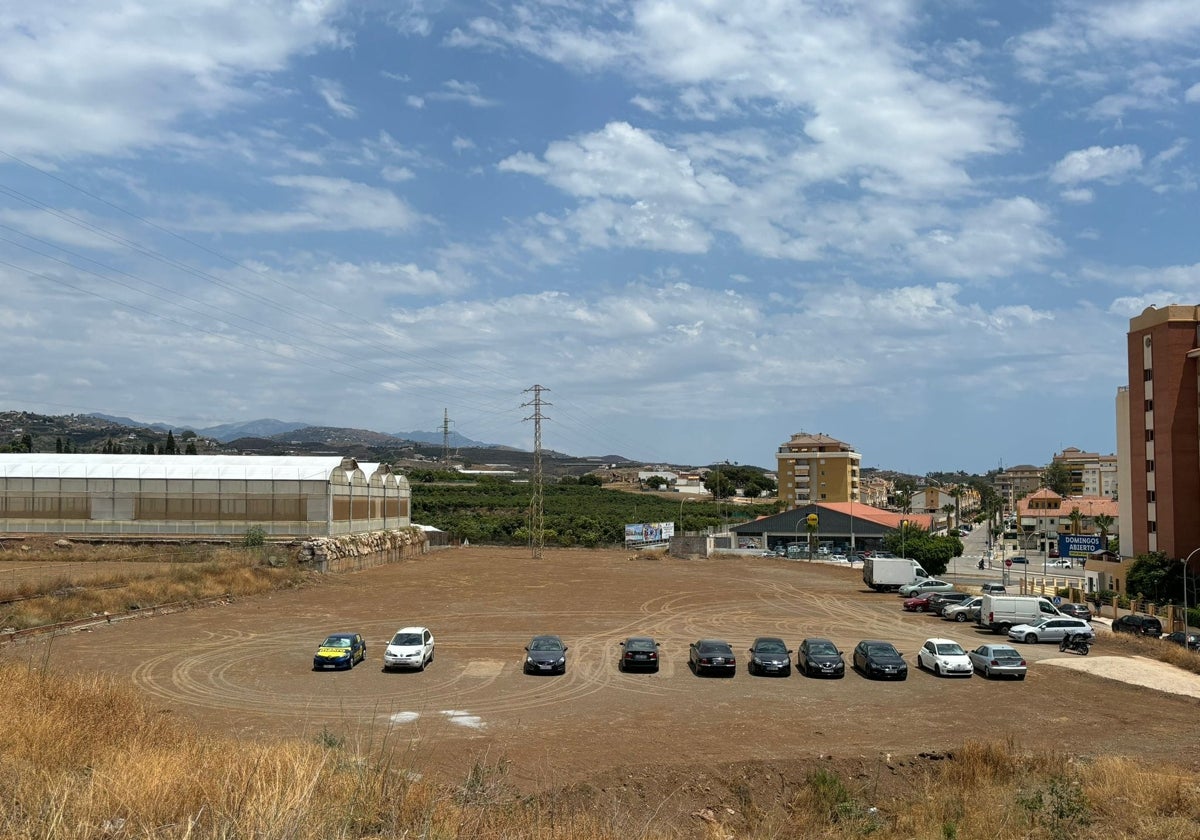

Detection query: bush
xmin=242 ymin=526 xmax=266 ymax=548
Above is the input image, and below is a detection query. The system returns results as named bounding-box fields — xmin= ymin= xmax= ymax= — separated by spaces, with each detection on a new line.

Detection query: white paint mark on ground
xmin=389 ymin=711 xmax=420 ymax=724
xmin=441 ymin=709 xmax=486 ymax=729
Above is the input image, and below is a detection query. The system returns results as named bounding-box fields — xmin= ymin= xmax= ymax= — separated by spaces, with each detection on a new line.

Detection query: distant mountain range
xmin=87 ymin=413 xmax=491 ymax=447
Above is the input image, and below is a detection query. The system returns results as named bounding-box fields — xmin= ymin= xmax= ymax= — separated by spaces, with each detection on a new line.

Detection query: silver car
xmin=968 ymin=644 xmax=1027 ymax=680
xmin=1008 ymin=617 xmax=1094 ymax=645
xmin=943 ymin=596 xmax=982 ymax=622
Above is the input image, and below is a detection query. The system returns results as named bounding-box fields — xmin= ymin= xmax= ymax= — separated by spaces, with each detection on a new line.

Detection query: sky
xmin=1 ymin=1 xmax=1198 ymax=474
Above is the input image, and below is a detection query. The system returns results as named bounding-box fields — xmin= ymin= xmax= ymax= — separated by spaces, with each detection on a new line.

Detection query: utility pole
xmin=440 ymin=408 xmax=451 ymax=466
xmin=523 ymin=385 xmax=551 ymax=559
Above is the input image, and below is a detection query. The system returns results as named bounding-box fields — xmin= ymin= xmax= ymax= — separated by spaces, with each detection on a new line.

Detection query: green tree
xmin=1040 ymin=461 xmax=1072 ymax=496
xmin=704 ymin=470 xmax=735 ymax=499
xmin=164 ymin=430 xmax=178 ymax=455
xmin=1126 ymin=551 xmax=1174 ymax=603
xmin=185 ymin=440 xmax=197 ymax=455
xmin=578 ymin=474 xmax=603 ymax=487
xmin=881 ymin=523 xmax=960 ymax=577
xmin=941 ymin=503 xmax=956 ymax=531
xmin=891 ymin=477 xmax=917 ymax=513
xmin=644 ymin=475 xmax=668 ymax=490
xmin=55 ymin=437 xmax=64 ymax=453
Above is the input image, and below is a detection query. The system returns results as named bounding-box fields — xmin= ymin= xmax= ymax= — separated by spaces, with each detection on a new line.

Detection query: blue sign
xmin=1053 ymin=596 xmax=1063 ymax=606
xmin=1058 ymin=534 xmax=1102 ymax=558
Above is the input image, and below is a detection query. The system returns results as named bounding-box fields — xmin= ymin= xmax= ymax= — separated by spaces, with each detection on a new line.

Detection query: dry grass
xmin=0 ymin=546 xmax=306 ymax=630
xmin=3 ymin=662 xmax=1200 ymax=839
xmin=1100 ymin=631 xmax=1200 ymax=675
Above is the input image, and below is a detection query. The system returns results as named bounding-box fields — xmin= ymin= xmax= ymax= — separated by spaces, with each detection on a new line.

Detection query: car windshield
xmin=625 ymin=638 xmax=655 ymax=651
xmin=391 ymin=633 xmax=422 ymax=645
xmin=867 ymin=644 xmax=898 ymax=656
xmin=321 ymin=636 xmax=352 ymax=648
xmin=991 ymin=647 xmax=1021 ymax=659
xmin=699 ymin=642 xmax=732 ymax=654
xmin=754 ymin=640 xmax=787 ymax=653
xmin=935 ymin=643 xmax=965 ymax=656
xmin=530 ymin=638 xmax=563 ymax=651
xmin=807 ymin=641 xmax=838 ymax=655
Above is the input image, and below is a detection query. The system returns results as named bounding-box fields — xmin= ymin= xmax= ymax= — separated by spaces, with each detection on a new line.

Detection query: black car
xmin=312 ymin=632 xmax=367 ymax=671
xmin=747 ymin=637 xmax=792 ymax=676
xmin=927 ymin=592 xmax=971 ymax=613
xmin=1164 ymin=631 xmax=1200 ymax=650
xmin=618 ymin=636 xmax=661 ymax=672
xmin=797 ymin=637 xmax=845 ymax=678
xmin=1057 ymin=602 xmax=1093 ymax=621
xmin=852 ymin=640 xmax=908 ymax=680
xmin=689 ymin=639 xmax=736 ymax=676
xmin=1112 ymin=614 xmax=1163 ymax=636
xmin=523 ymin=635 xmax=568 ymax=674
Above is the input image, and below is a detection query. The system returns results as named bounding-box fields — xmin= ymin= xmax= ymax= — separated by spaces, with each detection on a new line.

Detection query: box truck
xmin=862 ymin=557 xmax=929 ymax=591
xmin=977 ymin=594 xmax=1061 ymax=633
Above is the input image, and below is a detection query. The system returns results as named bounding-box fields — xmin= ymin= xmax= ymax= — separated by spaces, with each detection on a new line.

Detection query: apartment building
xmin=1120 ymin=305 xmax=1200 ymax=558
xmin=994 ymin=465 xmax=1042 ymax=512
xmin=775 ymin=432 xmax=860 ymax=507
xmin=1053 ymin=447 xmax=1118 ymax=498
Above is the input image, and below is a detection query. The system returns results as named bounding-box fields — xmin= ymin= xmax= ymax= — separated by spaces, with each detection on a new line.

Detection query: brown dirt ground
xmin=5 ymin=546 xmax=1200 ymax=837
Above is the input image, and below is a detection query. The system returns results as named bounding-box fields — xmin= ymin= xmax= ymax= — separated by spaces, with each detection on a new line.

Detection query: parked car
xmin=618 ymin=636 xmax=661 ymax=671
xmin=981 ymin=583 xmax=1007 ymax=595
xmin=689 ymin=639 xmax=736 ymax=676
xmin=916 ymin=638 xmax=973 ymax=677
xmin=747 ymin=637 xmax=792 ymax=676
xmin=852 ymin=640 xmax=908 ymax=680
xmin=828 ymin=554 xmax=850 ymax=564
xmin=313 ymin=632 xmax=366 ymax=671
xmin=523 ymin=635 xmax=568 ymax=675
xmin=943 ymin=596 xmax=982 ymax=622
xmin=1047 ymin=559 xmax=1073 ymax=568
xmin=927 ymin=592 xmax=971 ymax=613
xmin=1009 ymin=556 xmax=1029 ymax=564
xmin=383 ymin=626 xmax=435 ymax=671
xmin=967 ymin=644 xmax=1028 ymax=680
xmin=898 ymin=578 xmax=955 ymax=596
xmin=1112 ymin=614 xmax=1163 ymax=636
xmin=1057 ymin=602 xmax=1093 ymax=621
xmin=797 ymin=637 xmax=845 ymax=678
xmin=903 ymin=594 xmax=937 ymax=612
xmin=1008 ymin=617 xmax=1094 ymax=644
xmin=1163 ymin=631 xmax=1200 ymax=650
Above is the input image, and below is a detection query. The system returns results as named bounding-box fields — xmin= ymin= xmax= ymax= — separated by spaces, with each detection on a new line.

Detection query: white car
xmin=1047 ymin=559 xmax=1073 ymax=568
xmin=916 ymin=638 xmax=973 ymax=677
xmin=898 ymin=578 xmax=955 ymax=596
xmin=828 ymin=554 xmax=850 ymax=564
xmin=1007 ymin=617 xmax=1094 ymax=645
xmin=383 ymin=626 xmax=435 ymax=671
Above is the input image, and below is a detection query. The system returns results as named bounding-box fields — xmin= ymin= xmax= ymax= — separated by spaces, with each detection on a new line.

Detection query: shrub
xmin=243 ymin=526 xmax=267 ymax=547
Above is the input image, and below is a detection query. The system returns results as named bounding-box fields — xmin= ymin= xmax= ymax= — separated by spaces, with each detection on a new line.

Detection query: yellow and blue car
xmin=312 ymin=632 xmax=366 ymax=670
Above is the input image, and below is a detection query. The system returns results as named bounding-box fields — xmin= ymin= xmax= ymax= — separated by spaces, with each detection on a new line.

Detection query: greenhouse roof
xmin=0 ymin=454 xmax=386 ymax=482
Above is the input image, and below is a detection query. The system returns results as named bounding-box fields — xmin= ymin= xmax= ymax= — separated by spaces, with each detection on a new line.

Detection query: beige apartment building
xmin=775 ymin=432 xmax=860 ymax=507
xmin=1053 ymin=447 xmax=1118 ymax=498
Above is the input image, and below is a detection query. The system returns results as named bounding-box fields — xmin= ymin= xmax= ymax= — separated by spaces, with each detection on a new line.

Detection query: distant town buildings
xmin=1052 ymin=447 xmax=1118 ymax=498
xmin=775 ymin=432 xmax=860 ymax=507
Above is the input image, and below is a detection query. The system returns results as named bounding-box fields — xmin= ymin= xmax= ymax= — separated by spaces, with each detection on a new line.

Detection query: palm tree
xmin=942 ymin=503 xmax=956 ymax=533
xmin=1068 ymin=506 xmax=1084 ymax=536
xmin=1092 ymin=513 xmax=1115 ymax=550
xmin=950 ymin=486 xmax=963 ymax=526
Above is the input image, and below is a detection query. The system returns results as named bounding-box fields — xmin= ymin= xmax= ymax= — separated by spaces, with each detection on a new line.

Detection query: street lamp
xmin=1183 ymin=547 xmax=1200 ymax=631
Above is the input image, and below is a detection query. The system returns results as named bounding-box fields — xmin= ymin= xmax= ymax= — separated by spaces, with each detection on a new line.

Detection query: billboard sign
xmin=624 ymin=522 xmax=676 ymax=544
xmin=1058 ymin=534 xmax=1102 ymax=558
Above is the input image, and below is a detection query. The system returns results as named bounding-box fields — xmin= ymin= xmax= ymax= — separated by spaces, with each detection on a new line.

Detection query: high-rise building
xmin=775 ymin=432 xmax=860 ymax=507
xmin=1120 ymin=305 xmax=1200 ymax=558
xmin=1053 ymin=447 xmax=1118 ymax=498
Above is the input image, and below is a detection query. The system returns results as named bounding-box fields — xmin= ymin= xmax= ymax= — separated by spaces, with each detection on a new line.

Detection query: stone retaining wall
xmin=297 ymin=527 xmax=428 ymax=573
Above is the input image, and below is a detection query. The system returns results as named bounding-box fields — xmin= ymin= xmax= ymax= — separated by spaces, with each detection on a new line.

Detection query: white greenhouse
xmin=0 ymin=454 xmax=410 ymax=538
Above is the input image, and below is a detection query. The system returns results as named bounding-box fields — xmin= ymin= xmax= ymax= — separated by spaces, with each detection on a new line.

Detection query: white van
xmin=978 ymin=594 xmax=1060 ymax=634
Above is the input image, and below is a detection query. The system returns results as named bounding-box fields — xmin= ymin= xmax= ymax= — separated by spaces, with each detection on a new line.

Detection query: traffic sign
xmin=1005 ymin=558 xmax=1013 ymax=567
xmin=1053 ymin=596 xmax=1063 ymax=606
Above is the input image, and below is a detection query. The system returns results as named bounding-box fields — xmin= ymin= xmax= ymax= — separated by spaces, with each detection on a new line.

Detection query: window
xmin=1145 ymin=399 xmax=1153 ymax=411
xmin=1144 ymin=368 xmax=1153 ymax=381
xmin=1146 ymin=429 xmax=1154 ymax=442
xmin=1146 ymin=459 xmax=1155 ymax=473
xmin=1148 ymin=490 xmax=1156 ymax=503
xmin=1148 ymin=520 xmax=1157 ymax=534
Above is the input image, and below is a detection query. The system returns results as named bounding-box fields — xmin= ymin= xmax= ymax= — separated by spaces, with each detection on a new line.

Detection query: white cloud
xmin=1051 ymin=145 xmax=1143 ymax=184
xmin=1060 ymin=188 xmax=1095 ymax=203
xmin=1186 ymin=82 xmax=1200 ymax=103
xmin=406 ymin=95 xmax=425 ymax=108
xmin=190 ymin=176 xmax=420 ymax=234
xmin=906 ymin=197 xmax=1063 ymax=279
xmin=451 ymin=136 xmax=475 ymax=152
xmin=426 ymin=80 xmax=496 ymax=107
xmin=313 ymin=77 xmax=356 ymax=118
xmin=0 ymin=0 xmax=347 ymax=158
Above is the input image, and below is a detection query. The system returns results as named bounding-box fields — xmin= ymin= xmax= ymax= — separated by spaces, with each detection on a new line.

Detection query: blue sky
xmin=2 ymin=1 xmax=1198 ymax=473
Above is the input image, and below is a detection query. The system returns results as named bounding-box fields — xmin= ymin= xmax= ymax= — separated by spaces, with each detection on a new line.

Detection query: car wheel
xmin=1024 ymin=633 xmax=1037 ymax=644
xmin=955 ymin=613 xmax=968 ymax=622
xmin=935 ymin=663 xmax=942 ymax=677
xmin=1017 ymin=673 xmax=1026 ymax=681
xmin=997 ymin=624 xmax=1011 ymax=635
xmin=418 ymin=655 xmax=426 ymax=672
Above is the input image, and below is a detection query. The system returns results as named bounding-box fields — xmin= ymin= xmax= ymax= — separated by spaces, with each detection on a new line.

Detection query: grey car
xmin=943 ymin=596 xmax=982 ymax=622
xmin=747 ymin=637 xmax=792 ymax=676
xmin=797 ymin=637 xmax=845 ymax=678
xmin=968 ymin=644 xmax=1027 ymax=680
xmin=523 ymin=635 xmax=568 ymax=675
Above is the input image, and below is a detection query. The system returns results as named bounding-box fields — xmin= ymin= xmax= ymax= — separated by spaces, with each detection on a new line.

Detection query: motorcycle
xmin=1059 ymin=633 xmax=1091 ymax=655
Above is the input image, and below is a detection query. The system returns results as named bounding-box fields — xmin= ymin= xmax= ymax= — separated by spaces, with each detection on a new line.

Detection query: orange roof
xmin=1016 ymin=493 xmax=1118 ymax=518
xmin=818 ymin=502 xmax=934 ymax=531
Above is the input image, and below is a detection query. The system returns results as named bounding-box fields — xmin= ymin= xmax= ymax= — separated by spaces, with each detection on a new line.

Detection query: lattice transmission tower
xmin=522 ymin=385 xmax=551 ymax=559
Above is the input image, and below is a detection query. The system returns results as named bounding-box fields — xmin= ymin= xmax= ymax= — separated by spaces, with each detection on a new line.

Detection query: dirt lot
xmin=6 ymin=546 xmax=1200 ymax=833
